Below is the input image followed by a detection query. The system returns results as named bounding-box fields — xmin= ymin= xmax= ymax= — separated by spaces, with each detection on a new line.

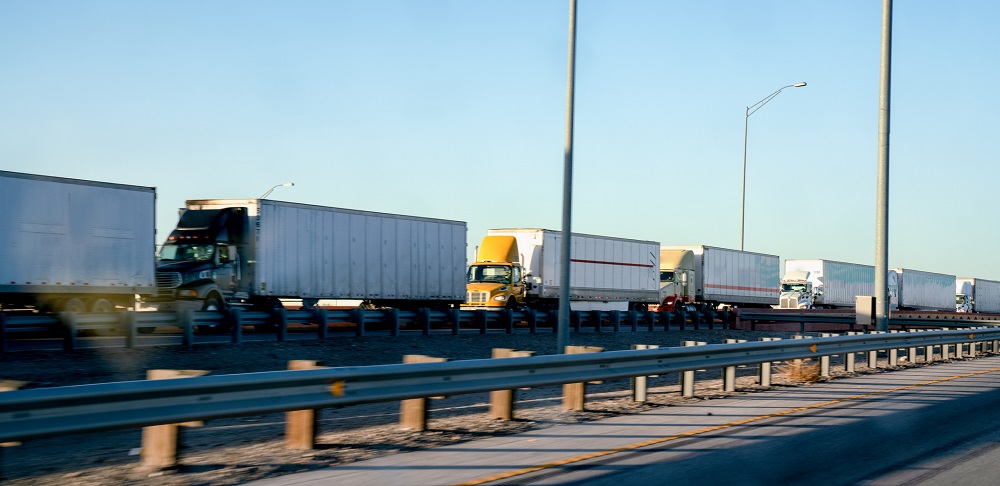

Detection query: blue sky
xmin=2 ymin=1 xmax=998 ymax=279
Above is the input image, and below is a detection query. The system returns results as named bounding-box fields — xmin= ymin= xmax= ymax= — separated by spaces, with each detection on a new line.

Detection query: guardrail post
xmin=677 ymin=308 xmax=686 ymax=331
xmin=759 ymin=337 xmax=778 ymax=386
xmin=123 ymin=311 xmax=138 ymax=349
xmin=924 ymin=337 xmax=934 ymax=364
xmin=502 ymin=309 xmax=514 ymax=334
xmin=907 ymin=331 xmax=919 ymax=364
xmin=563 ymin=345 xmax=604 ymax=411
xmin=228 ymin=308 xmax=243 ymax=345
xmin=571 ymin=311 xmax=582 ymax=333
xmin=723 ymin=339 xmax=745 ymax=392
xmin=490 ymin=348 xmax=535 ymax=420
xmin=680 ymin=341 xmax=706 ymax=397
xmin=273 ymin=307 xmax=288 ymax=342
xmin=592 ymin=311 xmax=602 ymax=333
xmin=525 ymin=308 xmax=537 ymax=334
xmin=956 ymin=340 xmax=965 ymax=359
xmin=630 ymin=344 xmax=659 ymax=402
xmin=707 ymin=308 xmax=716 ymax=330
xmin=389 ymin=308 xmax=400 ymax=337
xmin=941 ymin=339 xmax=951 ymax=360
xmin=992 ymin=336 xmax=999 ymax=355
xmin=476 ymin=309 xmax=488 ymax=334
xmin=867 ymin=331 xmax=881 ymax=369
xmin=627 ymin=311 xmax=637 ymax=332
xmin=843 ymin=332 xmax=858 ymax=373
xmin=60 ymin=312 xmax=78 ymax=351
xmin=420 ymin=308 xmax=432 ymax=336
xmin=286 ymin=360 xmax=328 ymax=449
xmin=400 ymin=355 xmax=448 ymax=431
xmin=180 ymin=309 xmax=195 ymax=348
xmin=450 ymin=308 xmax=462 ymax=335
xmin=659 ymin=310 xmax=669 ymax=331
xmin=140 ymin=369 xmax=208 ymax=469
xmin=820 ymin=333 xmax=832 ymax=377
xmin=314 ymin=308 xmax=329 ymax=339
xmin=353 ymin=308 xmax=366 ymax=337
xmin=888 ymin=330 xmax=899 ymax=365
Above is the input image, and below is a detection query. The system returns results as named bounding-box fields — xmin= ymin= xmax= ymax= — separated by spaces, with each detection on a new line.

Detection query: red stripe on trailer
xmin=570 ymin=259 xmax=654 ymax=268
xmin=704 ymin=283 xmax=778 ymax=294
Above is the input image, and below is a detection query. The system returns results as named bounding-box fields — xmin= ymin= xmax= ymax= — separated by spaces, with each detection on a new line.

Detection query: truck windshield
xmin=781 ymin=283 xmax=808 ymax=292
xmin=158 ymin=244 xmax=215 ymax=262
xmin=467 ymin=265 xmax=512 ymax=284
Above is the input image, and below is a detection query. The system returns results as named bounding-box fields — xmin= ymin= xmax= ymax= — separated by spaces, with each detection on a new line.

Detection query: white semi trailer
xmin=148 ymin=199 xmax=467 ymax=319
xmin=0 ymin=170 xmax=157 ymax=312
xmin=955 ymin=278 xmax=1000 ymax=313
xmin=464 ymin=228 xmax=660 ymax=311
xmin=892 ymin=268 xmax=955 ymax=311
xmin=659 ymin=245 xmax=779 ymax=311
xmin=779 ymin=259 xmax=877 ymax=309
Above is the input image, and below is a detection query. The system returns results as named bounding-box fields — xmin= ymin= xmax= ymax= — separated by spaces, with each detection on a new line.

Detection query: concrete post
xmin=489 ymin=348 xmax=535 ymax=420
xmin=820 ymin=333 xmax=832 ymax=377
xmin=562 ymin=345 xmax=603 ymax=411
xmin=140 ymin=369 xmax=208 ymax=469
xmin=399 ymin=355 xmax=448 ymax=431
xmin=286 ymin=360 xmax=328 ymax=450
xmin=630 ymin=344 xmax=659 ymax=402
xmin=759 ymin=337 xmax=778 ymax=386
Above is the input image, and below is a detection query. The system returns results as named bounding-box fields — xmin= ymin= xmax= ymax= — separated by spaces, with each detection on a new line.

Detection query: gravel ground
xmin=0 ymin=328 xmax=950 ymax=485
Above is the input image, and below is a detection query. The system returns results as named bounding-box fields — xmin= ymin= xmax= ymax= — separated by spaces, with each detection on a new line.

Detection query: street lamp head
xmin=793 ymin=82 xmax=807 ymax=87
xmin=260 ymin=182 xmax=295 ymax=199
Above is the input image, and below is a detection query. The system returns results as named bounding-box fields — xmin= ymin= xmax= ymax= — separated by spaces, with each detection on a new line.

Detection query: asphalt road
xmin=250 ymin=357 xmax=1000 ymax=486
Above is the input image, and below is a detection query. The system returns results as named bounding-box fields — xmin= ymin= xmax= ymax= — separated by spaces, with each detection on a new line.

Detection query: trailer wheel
xmin=88 ymin=298 xmax=119 ymax=336
xmin=62 ymin=298 xmax=86 ymax=313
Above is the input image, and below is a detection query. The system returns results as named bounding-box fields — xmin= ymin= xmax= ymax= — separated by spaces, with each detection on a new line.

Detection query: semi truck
xmin=464 ymin=228 xmax=660 ymax=312
xmin=892 ymin=268 xmax=955 ymax=311
xmin=659 ymin=245 xmax=779 ymax=311
xmin=0 ymin=170 xmax=157 ymax=312
xmin=955 ymin=278 xmax=1000 ymax=313
xmin=779 ymin=259 xmax=877 ymax=309
xmin=147 ymin=199 xmax=467 ymax=320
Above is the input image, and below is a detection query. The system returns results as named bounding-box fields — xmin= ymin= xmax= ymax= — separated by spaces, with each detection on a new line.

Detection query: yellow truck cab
xmin=465 ymin=235 xmax=525 ymax=309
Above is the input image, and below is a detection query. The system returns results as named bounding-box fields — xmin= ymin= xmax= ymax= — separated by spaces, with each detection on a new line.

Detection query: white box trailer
xmin=0 ymin=170 xmax=156 ymax=311
xmin=892 ymin=268 xmax=955 ymax=311
xmin=781 ymin=259 xmax=875 ymax=309
xmin=956 ymin=278 xmax=1000 ymax=313
xmin=153 ymin=199 xmax=466 ymax=311
xmin=662 ymin=245 xmax=779 ymax=308
xmin=485 ymin=228 xmax=660 ymax=311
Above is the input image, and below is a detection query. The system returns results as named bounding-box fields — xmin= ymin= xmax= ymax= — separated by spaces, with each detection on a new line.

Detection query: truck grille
xmin=780 ymin=297 xmax=798 ymax=309
xmin=466 ymin=291 xmax=489 ymax=304
xmin=156 ymin=272 xmax=182 ymax=294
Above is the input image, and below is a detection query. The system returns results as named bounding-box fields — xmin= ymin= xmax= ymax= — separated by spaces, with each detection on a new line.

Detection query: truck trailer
xmin=659 ymin=245 xmax=779 ymax=311
xmin=464 ymin=228 xmax=660 ymax=311
xmin=955 ymin=278 xmax=1000 ymax=313
xmin=779 ymin=259 xmax=877 ymax=309
xmin=148 ymin=199 xmax=467 ymax=318
xmin=0 ymin=170 xmax=156 ymax=312
xmin=892 ymin=268 xmax=955 ymax=311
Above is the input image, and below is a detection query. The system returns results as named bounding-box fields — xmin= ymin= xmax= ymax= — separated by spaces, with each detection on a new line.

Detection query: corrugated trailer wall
xmin=255 ymin=200 xmax=465 ymax=301
xmin=700 ymin=247 xmax=779 ymax=306
xmin=0 ymin=171 xmax=156 ymax=294
xmin=895 ymin=268 xmax=955 ymax=311
xmin=971 ymin=278 xmax=1000 ymax=313
xmin=821 ymin=261 xmax=875 ymax=307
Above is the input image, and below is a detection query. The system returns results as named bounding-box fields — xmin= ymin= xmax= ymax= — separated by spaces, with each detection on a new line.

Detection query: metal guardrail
xmin=737 ymin=311 xmax=1000 ymax=330
xmin=0 ymin=307 xmax=722 ymax=352
xmin=3 ymin=327 xmax=1000 ymax=443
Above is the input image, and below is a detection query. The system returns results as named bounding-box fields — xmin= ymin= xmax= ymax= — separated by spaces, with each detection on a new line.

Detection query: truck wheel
xmin=196 ymin=294 xmax=230 ymax=334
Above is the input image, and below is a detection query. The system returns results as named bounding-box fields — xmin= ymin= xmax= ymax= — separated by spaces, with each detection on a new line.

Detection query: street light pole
xmin=740 ymin=82 xmax=807 ymax=251
xmin=260 ymin=182 xmax=294 ymax=199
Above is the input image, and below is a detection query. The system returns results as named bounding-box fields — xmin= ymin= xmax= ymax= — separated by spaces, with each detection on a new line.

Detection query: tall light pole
xmin=557 ymin=0 xmax=578 ymax=354
xmin=260 ymin=182 xmax=294 ymax=199
xmin=740 ymin=82 xmax=807 ymax=251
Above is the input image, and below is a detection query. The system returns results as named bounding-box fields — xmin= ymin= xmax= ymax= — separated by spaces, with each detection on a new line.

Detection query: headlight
xmin=493 ymin=295 xmax=508 ymax=302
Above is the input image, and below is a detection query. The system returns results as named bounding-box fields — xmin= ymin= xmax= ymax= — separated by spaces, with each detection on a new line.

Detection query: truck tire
xmin=62 ymin=298 xmax=86 ymax=313
xmin=88 ymin=298 xmax=118 ymax=336
xmin=196 ymin=294 xmax=230 ymax=334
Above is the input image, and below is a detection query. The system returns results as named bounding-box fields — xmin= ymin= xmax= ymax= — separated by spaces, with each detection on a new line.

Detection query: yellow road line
xmin=455 ymin=365 xmax=1000 ymax=486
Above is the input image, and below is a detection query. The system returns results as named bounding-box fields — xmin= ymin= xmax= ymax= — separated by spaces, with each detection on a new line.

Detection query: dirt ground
xmin=0 ymin=329 xmax=939 ymax=485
